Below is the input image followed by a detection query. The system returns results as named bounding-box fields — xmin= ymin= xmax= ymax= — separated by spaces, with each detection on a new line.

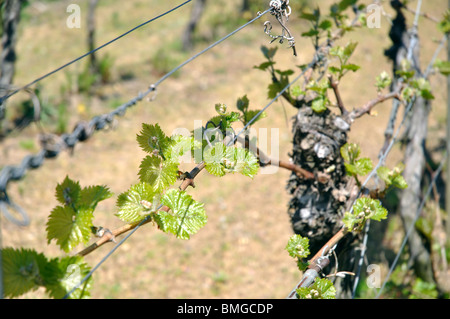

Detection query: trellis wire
xmin=0 ymin=8 xmax=271 ymax=227
xmin=0 ymin=0 xmax=193 ymax=105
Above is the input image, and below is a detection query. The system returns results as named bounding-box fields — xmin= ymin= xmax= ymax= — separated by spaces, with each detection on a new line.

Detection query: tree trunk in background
xmin=182 ymin=0 xmax=207 ymax=51
xmin=0 ymin=0 xmax=22 ymax=121
xmin=385 ymin=2 xmax=434 ymax=283
xmin=87 ymin=0 xmax=99 ymax=73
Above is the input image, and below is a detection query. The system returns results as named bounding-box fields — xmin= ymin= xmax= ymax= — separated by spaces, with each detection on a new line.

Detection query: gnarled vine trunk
xmin=287 ymin=99 xmax=359 ymax=298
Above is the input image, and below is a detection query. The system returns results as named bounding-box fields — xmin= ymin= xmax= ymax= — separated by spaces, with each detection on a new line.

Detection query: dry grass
xmin=1 ymin=0 xmax=446 ymax=298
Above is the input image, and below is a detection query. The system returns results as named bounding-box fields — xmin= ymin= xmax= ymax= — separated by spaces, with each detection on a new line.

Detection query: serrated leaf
xmin=254 ymin=61 xmax=276 ymax=71
xmin=46 ymin=205 xmax=94 ymax=253
xmin=156 ymin=189 xmax=207 ymax=239
xmin=243 ymin=110 xmax=267 ymax=126
xmin=318 ymin=19 xmax=332 ymax=30
xmin=343 ymin=41 xmax=358 ymax=59
xmin=377 ymin=165 xmax=408 ymax=189
xmin=204 ymin=143 xmax=227 ymax=177
xmin=116 ymin=182 xmax=160 ymax=223
xmin=275 ymin=69 xmax=295 ymax=76
xmin=377 ymin=166 xmax=391 ymax=185
xmin=343 ymin=211 xmax=361 ymax=232
xmin=45 ymin=256 xmax=93 ymax=299
xmin=261 ymin=46 xmax=277 ymax=60
xmin=138 ymin=155 xmax=179 ymax=193
xmin=237 ymin=95 xmax=250 ymax=113
xmin=136 ymin=123 xmax=171 ymax=156
xmin=313 ymin=278 xmax=336 ymax=299
xmin=166 ymin=135 xmax=199 ymax=164
xmin=78 ymin=185 xmax=112 ymax=210
xmin=353 ymin=197 xmax=388 ymax=222
xmin=311 ymin=96 xmax=328 ymax=113
xmin=375 ymin=71 xmax=392 ymax=90
xmin=353 ymin=157 xmax=373 ymax=176
xmin=268 ymin=77 xmax=289 ymax=99
xmin=296 ymin=278 xmax=336 ymax=299
xmin=391 ymin=174 xmax=408 ymax=189
xmin=434 ymin=59 xmax=450 ymax=76
xmin=286 ymin=235 xmax=310 ymax=259
xmin=437 ymin=10 xmax=450 ymax=34
xmin=342 ymin=63 xmax=360 ymax=72
xmin=228 ymin=147 xmax=259 ymax=178
xmin=291 ymin=85 xmax=305 ymax=97
xmin=2 ymin=248 xmax=48 ymax=298
xmin=340 ymin=143 xmax=361 ymax=164
xmin=55 ymin=176 xmax=81 ymax=206
xmin=302 ymin=29 xmax=320 ymax=37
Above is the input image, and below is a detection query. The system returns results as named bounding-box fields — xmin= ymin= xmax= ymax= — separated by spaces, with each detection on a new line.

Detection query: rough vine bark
xmin=286 ymin=92 xmax=359 ymax=298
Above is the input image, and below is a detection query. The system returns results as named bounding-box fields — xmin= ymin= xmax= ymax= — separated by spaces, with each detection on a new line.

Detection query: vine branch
xmin=77 ymin=161 xmax=206 ymax=257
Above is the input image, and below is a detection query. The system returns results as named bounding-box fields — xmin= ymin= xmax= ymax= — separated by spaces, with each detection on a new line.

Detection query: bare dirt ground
xmin=1 ymin=0 xmax=446 ymax=298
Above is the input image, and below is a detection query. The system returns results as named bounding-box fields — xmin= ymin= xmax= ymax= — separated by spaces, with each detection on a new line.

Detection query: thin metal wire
xmin=0 ymin=8 xmax=271 ymax=226
xmin=0 ymin=0 xmax=193 ymax=105
xmin=153 ymin=9 xmax=271 ymax=88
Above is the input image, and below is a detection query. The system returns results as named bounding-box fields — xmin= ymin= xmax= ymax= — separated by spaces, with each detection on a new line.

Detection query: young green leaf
xmin=243 ymin=110 xmax=267 ymax=126
xmin=155 ymin=189 xmax=207 ymax=240
xmin=136 ymin=123 xmax=171 ymax=156
xmin=236 ymin=95 xmax=250 ymax=113
xmin=377 ymin=164 xmax=408 ymax=190
xmin=204 ymin=143 xmax=227 ymax=177
xmin=78 ymin=185 xmax=113 ymax=210
xmin=340 ymin=143 xmax=361 ymax=164
xmin=433 ymin=59 xmax=450 ymax=76
xmin=166 ymin=135 xmax=200 ymax=164
xmin=45 ymin=256 xmax=93 ymax=299
xmin=268 ymin=76 xmax=289 ymax=99
xmin=437 ymin=10 xmax=450 ymax=34
xmin=116 ymin=182 xmax=160 ymax=223
xmin=1 ymin=248 xmax=48 ymax=298
xmin=311 ymin=96 xmax=328 ymax=113
xmin=345 ymin=157 xmax=373 ymax=177
xmin=225 ymin=146 xmax=259 ymax=178
xmin=342 ymin=63 xmax=360 ymax=72
xmin=46 ymin=205 xmax=94 ymax=253
xmin=261 ymin=45 xmax=278 ymax=60
xmin=296 ymin=278 xmax=336 ymax=299
xmin=375 ymin=71 xmax=392 ymax=91
xmin=286 ymin=234 xmax=310 ymax=259
xmin=344 ymin=197 xmax=388 ymax=232
xmin=55 ymin=176 xmax=81 ymax=206
xmin=138 ymin=155 xmax=179 ymax=193
xmin=253 ymin=61 xmax=276 ymax=71
xmin=411 ymin=78 xmax=434 ymax=100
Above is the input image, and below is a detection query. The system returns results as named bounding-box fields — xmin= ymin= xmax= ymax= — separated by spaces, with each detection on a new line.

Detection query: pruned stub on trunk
xmin=287 ymin=102 xmax=351 ymax=255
